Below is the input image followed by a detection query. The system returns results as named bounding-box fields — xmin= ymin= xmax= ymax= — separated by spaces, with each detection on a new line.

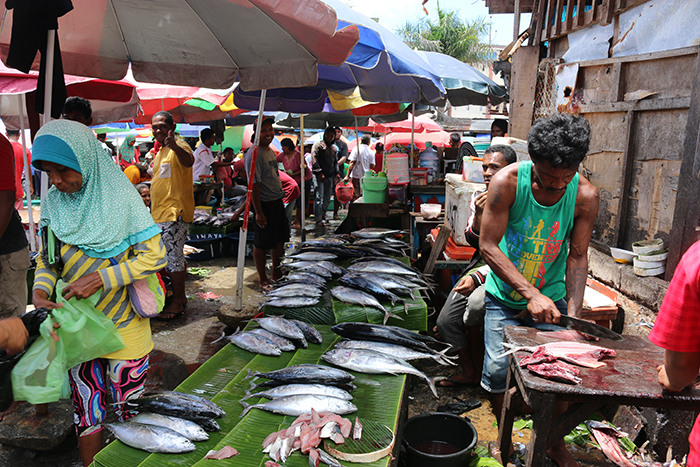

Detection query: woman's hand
xmin=62 ymin=272 xmax=104 ymax=300
xmin=33 ymin=289 xmax=63 ymax=310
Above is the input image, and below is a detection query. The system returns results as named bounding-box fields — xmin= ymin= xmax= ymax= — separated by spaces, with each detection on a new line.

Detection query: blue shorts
xmin=480 ymin=292 xmax=567 ymax=393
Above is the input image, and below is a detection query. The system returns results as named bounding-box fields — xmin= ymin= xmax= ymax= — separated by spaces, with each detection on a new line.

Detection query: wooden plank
xmin=614 ymin=110 xmax=636 ymax=247
xmin=534 ymin=0 xmax=546 ymax=44
xmin=554 ymin=0 xmax=564 ymax=36
xmin=564 ymin=0 xmax=574 ymax=33
xmin=544 ymin=0 xmax=556 ymax=41
xmin=575 ymin=0 xmax=585 ymax=27
xmin=509 ymin=46 xmax=541 ymax=139
xmin=424 ymin=224 xmax=451 ymax=275
xmin=577 ymin=46 xmax=698 ymax=68
xmin=610 ymin=62 xmax=624 ymax=102
xmin=666 ymin=52 xmax=700 ymax=278
xmin=581 ymin=96 xmax=691 ymax=113
xmin=601 ymin=0 xmax=614 ymax=26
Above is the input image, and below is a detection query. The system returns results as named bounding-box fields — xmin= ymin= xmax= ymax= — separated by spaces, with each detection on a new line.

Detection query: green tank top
xmin=485 ymin=161 xmax=579 ymax=309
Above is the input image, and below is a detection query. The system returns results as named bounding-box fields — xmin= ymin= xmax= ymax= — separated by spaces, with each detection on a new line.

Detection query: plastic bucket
xmin=361 ymin=173 xmax=388 ymax=204
xmin=402 ymin=412 xmax=477 ymax=467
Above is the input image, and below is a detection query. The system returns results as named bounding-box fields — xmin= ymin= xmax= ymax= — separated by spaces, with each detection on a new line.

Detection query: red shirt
xmin=649 ymin=240 xmax=700 ymax=465
xmin=0 ymin=136 xmax=15 ymax=192
xmin=277 ymin=150 xmax=312 ymax=184
xmin=10 ymin=141 xmax=30 ymax=200
xmin=278 ymin=170 xmax=299 ymax=205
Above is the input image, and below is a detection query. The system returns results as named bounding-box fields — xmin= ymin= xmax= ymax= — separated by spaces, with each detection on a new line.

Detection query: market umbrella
xmin=0 ymin=0 xmax=360 ymax=91
xmin=415 ymin=50 xmax=509 ymax=107
xmin=384 ymin=130 xmax=452 ymax=150
xmin=358 ymin=114 xmax=442 ymax=133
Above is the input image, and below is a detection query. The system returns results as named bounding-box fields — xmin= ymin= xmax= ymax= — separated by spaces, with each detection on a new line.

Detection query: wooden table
xmin=193 ymin=182 xmax=223 ymax=207
xmin=347 ymin=202 xmax=410 ymax=230
xmin=498 ymin=326 xmax=700 ymax=467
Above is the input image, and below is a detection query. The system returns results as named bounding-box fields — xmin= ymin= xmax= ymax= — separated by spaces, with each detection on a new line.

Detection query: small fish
xmin=262 ymin=297 xmax=320 ymax=309
xmin=331 ymin=286 xmax=402 ymax=325
xmin=249 ymin=328 xmax=296 ymax=352
xmin=243 ymin=382 xmax=353 ymax=401
xmin=103 ymin=422 xmax=195 ymax=453
xmin=290 ymin=319 xmax=323 ymax=344
xmin=240 ymin=394 xmax=357 ymax=417
xmin=129 ymin=413 xmax=209 ymax=441
xmin=322 ymin=348 xmax=438 ymax=397
xmin=256 ymin=317 xmax=306 ymax=341
xmin=218 ymin=330 xmax=282 ymax=356
xmin=289 ymin=252 xmax=338 ymax=261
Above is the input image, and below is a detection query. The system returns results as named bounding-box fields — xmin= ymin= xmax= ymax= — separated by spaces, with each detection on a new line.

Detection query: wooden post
xmin=424 ymin=224 xmax=451 ymax=275
xmin=509 ymin=46 xmax=541 ymax=139
xmin=614 ymin=109 xmax=636 ymax=248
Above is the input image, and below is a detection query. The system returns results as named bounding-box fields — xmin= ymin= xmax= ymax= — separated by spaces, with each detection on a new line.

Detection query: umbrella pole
xmin=383 ymin=130 xmax=387 ymax=172
xmin=410 ymin=103 xmax=415 ymax=168
xmin=17 ymin=94 xmax=36 ymax=252
xmin=39 ymin=29 xmax=56 ymax=216
xmin=300 ymin=114 xmax=306 ymax=242
xmin=235 ymin=89 xmax=267 ymax=311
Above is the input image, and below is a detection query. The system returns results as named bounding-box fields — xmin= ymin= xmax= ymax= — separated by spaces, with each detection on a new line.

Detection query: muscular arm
xmin=658 ymin=350 xmax=700 ymax=392
xmin=565 ymin=179 xmax=599 ymax=318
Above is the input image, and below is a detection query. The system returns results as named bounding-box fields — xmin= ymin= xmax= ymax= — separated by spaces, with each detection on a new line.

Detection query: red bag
xmin=335 ymin=181 xmax=354 ymax=204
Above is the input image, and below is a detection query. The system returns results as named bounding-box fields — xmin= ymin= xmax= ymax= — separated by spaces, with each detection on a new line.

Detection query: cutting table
xmin=498 ymin=325 xmax=700 ymax=466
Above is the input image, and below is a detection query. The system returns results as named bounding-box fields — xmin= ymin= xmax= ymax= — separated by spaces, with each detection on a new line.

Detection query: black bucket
xmin=402 ymin=412 xmax=478 ymax=467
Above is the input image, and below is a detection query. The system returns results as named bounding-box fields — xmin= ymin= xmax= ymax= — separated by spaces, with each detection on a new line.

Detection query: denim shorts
xmin=480 ymin=292 xmax=567 ymax=393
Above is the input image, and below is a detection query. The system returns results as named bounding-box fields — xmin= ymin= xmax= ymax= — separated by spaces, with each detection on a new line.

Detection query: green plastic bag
xmin=12 ymin=281 xmax=126 ymax=404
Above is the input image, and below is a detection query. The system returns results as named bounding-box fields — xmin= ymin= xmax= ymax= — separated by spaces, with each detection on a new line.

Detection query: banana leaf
xmin=93 ymin=325 xmax=407 ymax=467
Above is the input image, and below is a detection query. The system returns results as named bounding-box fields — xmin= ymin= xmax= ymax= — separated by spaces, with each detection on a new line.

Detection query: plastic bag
xmin=12 ymin=281 xmax=125 ymax=404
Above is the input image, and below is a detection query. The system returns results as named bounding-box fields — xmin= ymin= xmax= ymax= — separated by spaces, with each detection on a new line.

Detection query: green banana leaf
xmin=93 ymin=324 xmax=407 ymax=467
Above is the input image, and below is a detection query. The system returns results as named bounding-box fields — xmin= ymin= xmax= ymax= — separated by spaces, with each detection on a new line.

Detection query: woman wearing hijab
xmin=30 ymin=120 xmax=166 ymax=467
xmin=117 ymin=134 xmax=140 ymax=169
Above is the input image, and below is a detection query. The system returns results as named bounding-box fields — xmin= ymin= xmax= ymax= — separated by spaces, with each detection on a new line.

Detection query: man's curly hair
xmin=527 ymin=113 xmax=591 ymax=169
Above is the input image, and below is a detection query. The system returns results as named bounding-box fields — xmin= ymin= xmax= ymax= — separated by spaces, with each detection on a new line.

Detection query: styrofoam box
xmin=491 ymin=136 xmax=529 ymax=162
xmin=444 ymin=173 xmax=485 ymax=246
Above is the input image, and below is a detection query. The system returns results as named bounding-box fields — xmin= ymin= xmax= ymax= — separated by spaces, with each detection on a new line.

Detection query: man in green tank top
xmin=480 ymin=114 xmax=599 ymax=467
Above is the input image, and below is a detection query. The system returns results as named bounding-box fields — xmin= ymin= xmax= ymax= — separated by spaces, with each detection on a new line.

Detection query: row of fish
xmin=261 ymin=409 xmax=358 ymax=465
xmin=103 ymin=391 xmax=226 ymax=453
xmin=218 ymin=316 xmax=323 ymax=356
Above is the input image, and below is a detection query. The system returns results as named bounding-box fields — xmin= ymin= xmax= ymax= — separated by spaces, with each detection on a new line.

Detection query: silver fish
xmin=255 ymin=317 xmax=306 ymax=340
xmin=240 ymin=394 xmax=357 ymax=417
xmin=362 ymin=272 xmax=417 ymax=300
xmin=331 ymin=286 xmax=402 ymax=325
xmin=242 ymin=383 xmax=353 ymax=401
xmin=314 ymin=261 xmax=347 ymax=277
xmin=347 ymin=261 xmax=420 ymax=276
xmin=335 ymin=340 xmax=456 ymax=366
xmin=262 ymin=297 xmax=320 ymax=309
xmin=285 ymin=272 xmax=327 ymax=286
xmin=103 ymin=422 xmax=195 ymax=453
xmin=249 ymin=328 xmax=296 ymax=351
xmin=290 ymin=319 xmax=323 ymax=344
xmin=289 ymin=252 xmax=338 ymax=261
xmin=166 ymin=391 xmax=226 ymax=418
xmin=322 ymin=348 xmax=438 ymax=397
xmin=223 ymin=330 xmax=281 ymax=356
xmin=352 ymin=228 xmax=404 ymax=239
xmin=292 ymin=264 xmax=333 ymax=279
xmin=246 ymin=364 xmax=355 ymax=385
xmin=374 ymin=273 xmax=429 ymax=289
xmin=265 ymin=285 xmax=324 ymax=298
xmin=302 ymin=237 xmax=348 ymax=246
xmin=129 ymin=413 xmax=209 ymax=441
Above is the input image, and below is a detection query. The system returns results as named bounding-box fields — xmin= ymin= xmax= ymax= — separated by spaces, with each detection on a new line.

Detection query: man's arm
xmin=164 ymin=130 xmax=194 ymax=167
xmin=565 ymin=179 xmax=599 ymax=318
xmin=344 ymin=161 xmax=356 ymax=182
xmin=251 ymin=183 xmax=266 ymax=228
xmin=480 ymin=166 xmax=562 ymax=324
xmin=658 ymin=350 xmax=700 ymax=392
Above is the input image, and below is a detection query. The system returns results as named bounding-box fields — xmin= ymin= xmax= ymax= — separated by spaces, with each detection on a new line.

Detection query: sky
xmin=344 ymin=0 xmax=531 ymax=47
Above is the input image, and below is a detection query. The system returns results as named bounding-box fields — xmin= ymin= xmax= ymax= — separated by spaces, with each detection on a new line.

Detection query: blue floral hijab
xmin=32 ymin=120 xmax=160 ymax=258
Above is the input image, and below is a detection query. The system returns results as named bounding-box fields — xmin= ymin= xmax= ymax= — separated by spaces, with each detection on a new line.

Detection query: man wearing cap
xmin=244 ymin=117 xmax=290 ymax=289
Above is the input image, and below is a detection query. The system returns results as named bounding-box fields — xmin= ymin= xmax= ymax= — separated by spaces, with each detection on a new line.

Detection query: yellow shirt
xmin=34 ymin=235 xmax=167 ymax=360
xmin=151 ymin=138 xmax=194 ymax=223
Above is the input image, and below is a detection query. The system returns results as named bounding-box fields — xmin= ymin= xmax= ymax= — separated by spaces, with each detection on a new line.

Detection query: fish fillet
xmin=502 ymin=342 xmax=616 ymax=368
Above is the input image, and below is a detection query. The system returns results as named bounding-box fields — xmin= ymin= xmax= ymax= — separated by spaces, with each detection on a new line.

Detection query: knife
xmin=558 ymin=315 xmax=622 ymax=340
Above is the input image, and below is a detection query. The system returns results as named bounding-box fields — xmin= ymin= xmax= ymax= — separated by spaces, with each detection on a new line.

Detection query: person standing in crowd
xmin=118 ymin=134 xmax=140 ymax=169
xmin=30 ymin=120 xmax=166 ymax=467
xmin=7 ymin=129 xmax=32 ymax=210
xmin=0 ymin=132 xmax=29 ymax=319
xmin=333 ymin=127 xmax=349 ymax=220
xmin=650 ymin=240 xmax=700 ymax=466
xmin=344 ymin=135 xmax=375 ymax=200
xmin=277 ymin=138 xmax=312 ymax=229
xmin=279 ymin=170 xmax=300 ymax=231
xmin=135 ymin=183 xmax=151 ymax=210
xmin=216 ymin=147 xmax=246 ymax=198
xmin=150 ymin=111 xmax=194 ymax=320
xmin=191 ymin=128 xmax=219 ymax=181
xmin=62 ymin=96 xmax=93 ymax=126
xmin=96 ymin=133 xmax=115 ymax=159
xmin=449 ymin=132 xmax=462 ymax=149
xmin=244 ymin=117 xmax=290 ymax=290
xmin=491 ymin=119 xmax=508 ymax=139
xmin=435 ymin=145 xmax=516 ymax=388
xmin=311 ymin=127 xmax=338 ymax=226
xmin=480 ymin=114 xmax=598 ymax=467
xmin=374 ymin=142 xmax=385 ymax=173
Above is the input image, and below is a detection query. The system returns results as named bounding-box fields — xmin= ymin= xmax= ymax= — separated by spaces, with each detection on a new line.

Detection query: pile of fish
xmin=103 ymin=391 xmax=225 ymax=453
xmin=241 ymin=364 xmax=358 ymax=417
xmin=503 ymin=341 xmax=617 ymax=385
xmin=217 ymin=317 xmax=323 ymax=356
xmin=323 ymin=322 xmax=453 ymax=398
xmin=260 ymin=409 xmax=359 ymax=466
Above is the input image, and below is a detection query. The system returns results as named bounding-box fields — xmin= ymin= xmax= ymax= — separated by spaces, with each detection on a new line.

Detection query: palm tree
xmin=395 ymin=2 xmax=492 ymax=65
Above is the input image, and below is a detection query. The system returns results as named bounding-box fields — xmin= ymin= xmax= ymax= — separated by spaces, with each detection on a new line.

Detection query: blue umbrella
xmin=415 ymin=51 xmax=509 ymax=107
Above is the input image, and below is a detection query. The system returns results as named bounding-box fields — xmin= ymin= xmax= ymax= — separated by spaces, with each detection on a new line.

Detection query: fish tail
xmin=403 ymin=302 xmax=409 ymax=314
xmin=384 ymin=311 xmax=404 ymax=325
xmin=240 ymin=401 xmax=253 ymax=418
xmin=212 ymin=331 xmax=226 ymax=345
xmin=427 ymin=376 xmax=439 ymax=398
xmin=243 ymin=368 xmax=256 ymax=381
xmin=409 ymin=290 xmax=416 ymax=300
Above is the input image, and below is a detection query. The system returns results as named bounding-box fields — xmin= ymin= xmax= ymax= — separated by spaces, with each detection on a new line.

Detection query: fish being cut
xmin=240 ymin=394 xmax=357 ymax=417
xmin=537 ymin=329 xmax=599 ymax=341
xmin=527 ymin=362 xmax=582 ymax=385
xmin=586 ymin=421 xmax=637 ymax=467
xmin=500 ymin=341 xmax=616 ymax=368
xmin=518 ymin=347 xmax=557 ymax=367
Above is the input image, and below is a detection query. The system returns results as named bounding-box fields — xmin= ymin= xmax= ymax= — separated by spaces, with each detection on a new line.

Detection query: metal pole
xmin=17 ymin=94 xmax=36 ymax=251
xmin=513 ymin=0 xmax=521 ymax=41
xmin=235 ymin=89 xmax=267 ymax=311
xmin=410 ymin=104 xmax=415 ymax=169
xmin=39 ymin=30 xmax=56 ymax=214
xmin=300 ymin=114 xmax=306 ymax=242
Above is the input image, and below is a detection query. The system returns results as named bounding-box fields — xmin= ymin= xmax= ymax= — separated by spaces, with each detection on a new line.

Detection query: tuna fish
xmin=246 ymin=364 xmax=355 ymax=385
xmin=335 ymin=340 xmax=456 ymax=366
xmin=219 ymin=330 xmax=282 ymax=356
xmin=249 ymin=328 xmax=296 ymax=352
xmin=243 ymin=383 xmax=353 ymax=401
xmin=167 ymin=391 xmax=225 ymax=418
xmin=285 ymin=272 xmax=327 ymax=286
xmin=240 ymin=394 xmax=357 ymax=417
xmin=103 ymin=422 xmax=196 ymax=453
xmin=314 ymin=261 xmax=347 ymax=277
xmin=361 ymin=272 xmax=418 ymax=300
xmin=289 ymin=252 xmax=338 ymax=261
xmin=330 ymin=286 xmax=402 ymax=325
xmin=339 ymin=273 xmax=411 ymax=313
xmin=331 ymin=322 xmax=440 ymax=355
xmin=351 ymin=228 xmax=405 ymax=239
xmin=347 ymin=261 xmax=420 ymax=277
xmin=129 ymin=413 xmax=209 ymax=441
xmin=255 ymin=317 xmax=306 ymax=341
xmin=265 ymin=285 xmax=324 ymax=298
xmin=499 ymin=342 xmax=617 ymax=368
xmin=289 ymin=319 xmax=323 ymax=344
xmin=124 ymin=392 xmax=222 ymax=420
xmin=322 ymin=348 xmax=438 ymax=397
xmin=262 ymin=297 xmax=320 ymax=309
xmin=289 ymin=263 xmax=333 ymax=279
